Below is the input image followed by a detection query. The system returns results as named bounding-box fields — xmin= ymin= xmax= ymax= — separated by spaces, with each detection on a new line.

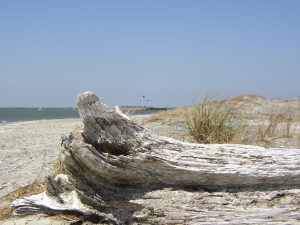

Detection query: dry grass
xmin=227 ymin=94 xmax=266 ymax=103
xmin=0 ymin=180 xmax=44 ymax=221
xmin=0 ymin=156 xmax=72 ymax=222
xmin=0 ymin=180 xmax=44 ymax=203
xmin=143 ymin=96 xmax=300 ymax=148
xmin=186 ymin=98 xmax=244 ymax=144
xmin=0 ymin=151 xmax=49 ymax=221
xmin=297 ymin=134 xmax=300 ymax=148
xmin=0 ymin=206 xmax=13 ymax=221
xmin=236 ymin=113 xmax=297 ymax=147
xmin=51 ymin=158 xmax=65 ymax=176
xmin=143 ymin=107 xmax=191 ymax=125
xmin=258 ymin=113 xmax=293 ymax=144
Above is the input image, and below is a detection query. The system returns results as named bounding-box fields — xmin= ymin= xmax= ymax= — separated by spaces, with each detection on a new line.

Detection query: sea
xmin=0 ymin=107 xmax=169 ymax=124
xmin=0 ymin=108 xmax=80 ymax=124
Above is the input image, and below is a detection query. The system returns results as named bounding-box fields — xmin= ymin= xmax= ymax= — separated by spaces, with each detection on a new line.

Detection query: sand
xmin=0 ymin=115 xmax=150 ymax=199
xmin=1 ymin=96 xmax=299 ymax=199
xmin=1 ymin=98 xmax=300 ymax=223
xmin=0 ymin=119 xmax=82 ymax=198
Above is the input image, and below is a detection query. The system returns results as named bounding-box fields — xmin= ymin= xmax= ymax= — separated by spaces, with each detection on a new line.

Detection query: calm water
xmin=0 ymin=107 xmax=168 ymax=124
xmin=0 ymin=108 xmax=80 ymax=124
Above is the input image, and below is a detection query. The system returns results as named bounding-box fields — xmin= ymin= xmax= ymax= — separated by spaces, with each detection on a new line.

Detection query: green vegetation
xmin=186 ymin=98 xmax=243 ymax=144
xmin=143 ymin=94 xmax=300 ymax=147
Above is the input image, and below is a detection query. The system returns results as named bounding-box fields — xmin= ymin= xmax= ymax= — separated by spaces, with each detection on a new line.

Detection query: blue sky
xmin=0 ymin=0 xmax=299 ymax=107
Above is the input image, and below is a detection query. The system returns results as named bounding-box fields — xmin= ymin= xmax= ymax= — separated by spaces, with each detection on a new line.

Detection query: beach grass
xmin=186 ymin=97 xmax=243 ymax=144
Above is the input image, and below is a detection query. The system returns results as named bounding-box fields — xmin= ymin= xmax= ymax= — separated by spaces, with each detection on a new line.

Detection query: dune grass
xmin=142 ymin=95 xmax=300 ymax=147
xmin=186 ymin=98 xmax=243 ymax=144
xmin=143 ymin=107 xmax=191 ymax=125
xmin=258 ymin=113 xmax=293 ymax=144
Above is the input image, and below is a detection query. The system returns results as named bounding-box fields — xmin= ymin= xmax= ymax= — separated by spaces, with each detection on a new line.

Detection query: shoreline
xmin=0 ymin=117 xmax=81 ymax=126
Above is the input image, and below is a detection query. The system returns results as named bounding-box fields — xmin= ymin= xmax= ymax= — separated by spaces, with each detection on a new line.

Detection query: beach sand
xmin=2 ymin=96 xmax=299 ymax=199
xmin=1 ymin=99 xmax=300 ymax=224
xmin=0 ymin=119 xmax=82 ymax=198
xmin=0 ymin=115 xmax=151 ymax=199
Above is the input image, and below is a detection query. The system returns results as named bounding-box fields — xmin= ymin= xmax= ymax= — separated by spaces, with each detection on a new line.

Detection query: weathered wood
xmin=12 ymin=91 xmax=300 ymax=224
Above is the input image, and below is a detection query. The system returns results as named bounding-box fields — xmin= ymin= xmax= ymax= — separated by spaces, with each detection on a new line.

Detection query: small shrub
xmin=186 ymin=98 xmax=243 ymax=144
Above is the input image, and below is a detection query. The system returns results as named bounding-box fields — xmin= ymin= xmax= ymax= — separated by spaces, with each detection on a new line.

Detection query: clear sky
xmin=0 ymin=0 xmax=299 ymax=107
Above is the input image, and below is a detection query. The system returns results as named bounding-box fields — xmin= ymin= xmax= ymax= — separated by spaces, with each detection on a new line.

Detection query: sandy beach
xmin=0 ymin=115 xmax=151 ymax=199
xmin=1 ymin=96 xmax=300 ymax=199
xmin=1 ymin=96 xmax=300 ymax=224
xmin=0 ymin=119 xmax=82 ymax=198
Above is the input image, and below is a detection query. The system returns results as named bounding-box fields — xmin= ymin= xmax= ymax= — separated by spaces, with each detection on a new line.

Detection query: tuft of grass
xmin=186 ymin=98 xmax=243 ymax=144
xmin=258 ymin=113 xmax=293 ymax=144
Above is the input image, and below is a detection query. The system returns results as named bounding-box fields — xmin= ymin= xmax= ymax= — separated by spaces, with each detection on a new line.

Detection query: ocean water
xmin=0 ymin=107 xmax=169 ymax=124
xmin=0 ymin=108 xmax=80 ymax=124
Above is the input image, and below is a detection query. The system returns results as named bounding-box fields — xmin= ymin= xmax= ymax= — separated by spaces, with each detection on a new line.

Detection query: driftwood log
xmin=12 ymin=92 xmax=300 ymax=224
